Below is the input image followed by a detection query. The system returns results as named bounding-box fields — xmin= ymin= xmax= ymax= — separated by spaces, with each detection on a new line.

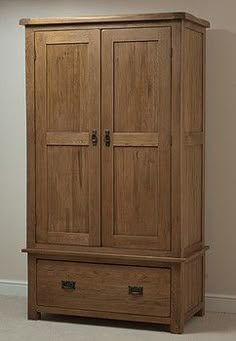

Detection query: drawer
xmin=37 ymin=260 xmax=171 ymax=317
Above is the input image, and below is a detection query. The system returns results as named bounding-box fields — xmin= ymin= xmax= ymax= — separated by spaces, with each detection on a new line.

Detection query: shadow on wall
xmin=206 ymin=29 xmax=236 ymax=294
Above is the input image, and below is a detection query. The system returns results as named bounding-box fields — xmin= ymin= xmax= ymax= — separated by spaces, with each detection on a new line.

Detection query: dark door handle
xmin=61 ymin=280 xmax=76 ymax=290
xmin=91 ymin=129 xmax=98 ymax=146
xmin=128 ymin=286 xmax=143 ymax=296
xmin=104 ymin=129 xmax=110 ymax=146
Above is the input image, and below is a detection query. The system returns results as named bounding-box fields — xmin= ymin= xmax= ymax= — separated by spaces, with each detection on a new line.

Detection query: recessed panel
xmin=47 ymin=44 xmax=89 ymax=131
xmin=184 ymin=257 xmax=203 ymax=313
xmin=183 ymin=145 xmax=202 ymax=247
xmin=114 ymin=41 xmax=159 ymax=132
xmin=47 ymin=146 xmax=89 ymax=234
xmin=183 ymin=29 xmax=203 ymax=133
xmin=114 ymin=147 xmax=159 ymax=237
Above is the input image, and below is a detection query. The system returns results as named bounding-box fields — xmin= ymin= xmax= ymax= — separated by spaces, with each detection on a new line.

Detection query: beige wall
xmin=0 ymin=0 xmax=235 ymax=297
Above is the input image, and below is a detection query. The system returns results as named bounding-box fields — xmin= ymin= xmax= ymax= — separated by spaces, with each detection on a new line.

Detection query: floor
xmin=0 ymin=296 xmax=236 ymax=341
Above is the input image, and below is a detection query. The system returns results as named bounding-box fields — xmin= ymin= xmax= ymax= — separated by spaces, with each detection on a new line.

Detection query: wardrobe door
xmin=35 ymin=30 xmax=100 ymax=246
xmin=102 ymin=28 xmax=171 ymax=250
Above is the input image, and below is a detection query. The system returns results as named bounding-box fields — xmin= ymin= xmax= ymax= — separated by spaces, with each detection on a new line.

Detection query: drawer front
xmin=37 ymin=260 xmax=171 ymax=317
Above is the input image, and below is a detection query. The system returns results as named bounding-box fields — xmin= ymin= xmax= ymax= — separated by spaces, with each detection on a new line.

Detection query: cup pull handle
xmin=128 ymin=286 xmax=143 ymax=296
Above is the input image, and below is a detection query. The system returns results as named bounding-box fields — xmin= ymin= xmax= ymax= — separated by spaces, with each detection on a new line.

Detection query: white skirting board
xmin=205 ymin=293 xmax=236 ymax=314
xmin=0 ymin=280 xmax=235 ymax=314
xmin=0 ymin=280 xmax=27 ymax=297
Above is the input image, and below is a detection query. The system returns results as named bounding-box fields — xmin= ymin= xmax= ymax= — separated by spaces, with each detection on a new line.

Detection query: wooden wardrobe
xmin=20 ymin=12 xmax=210 ymax=333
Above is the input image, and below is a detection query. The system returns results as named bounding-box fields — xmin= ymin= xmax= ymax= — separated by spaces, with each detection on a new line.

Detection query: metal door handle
xmin=61 ymin=280 xmax=76 ymax=290
xmin=128 ymin=286 xmax=143 ymax=296
xmin=104 ymin=129 xmax=110 ymax=146
xmin=91 ymin=129 xmax=98 ymax=146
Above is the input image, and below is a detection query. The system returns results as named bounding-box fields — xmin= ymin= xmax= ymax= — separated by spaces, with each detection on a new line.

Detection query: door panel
xmin=102 ymin=27 xmax=171 ymax=250
xmin=47 ymin=43 xmax=89 ymax=132
xmin=47 ymin=147 xmax=89 ymax=243
xmin=114 ymin=147 xmax=159 ymax=237
xmin=114 ymin=41 xmax=159 ymax=132
xmin=35 ymin=30 xmax=100 ymax=246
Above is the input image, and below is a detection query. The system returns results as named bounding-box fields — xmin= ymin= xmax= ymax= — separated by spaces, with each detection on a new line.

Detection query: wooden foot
xmin=170 ymin=321 xmax=184 ymax=334
xmin=28 ymin=309 xmax=41 ymax=320
xmin=28 ymin=256 xmax=41 ymax=321
xmin=195 ymin=306 xmax=205 ymax=317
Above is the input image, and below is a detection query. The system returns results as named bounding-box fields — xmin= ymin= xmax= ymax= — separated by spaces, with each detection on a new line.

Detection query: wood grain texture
xmin=23 ymin=246 xmax=209 ymax=265
xmin=37 ymin=260 xmax=171 ymax=317
xmin=197 ymin=253 xmax=206 ymax=316
xmin=47 ymin=232 xmax=89 ymax=246
xmin=19 ymin=12 xmax=210 ymax=27
xmin=38 ymin=306 xmax=170 ymax=324
xmin=47 ymin=147 xmax=89 ymax=235
xmin=201 ymin=25 xmax=207 ymax=251
xmin=170 ymin=263 xmax=184 ymax=334
xmin=24 ymin=22 xmax=207 ymax=34
xmin=24 ymin=248 xmax=186 ymax=267
xmin=171 ymin=23 xmax=182 ymax=257
xmin=113 ymin=133 xmax=159 ymax=146
xmin=102 ymin=27 xmax=171 ymax=251
xmin=28 ymin=256 xmax=41 ymax=320
xmin=34 ymin=29 xmax=100 ymax=246
xmin=113 ymin=147 xmax=159 ymax=239
xmin=181 ymin=24 xmax=205 ymax=254
xmin=46 ymin=132 xmax=89 ymax=145
xmin=186 ymin=302 xmax=204 ymax=320
xmin=46 ymin=42 xmax=88 ymax=132
xmin=183 ymin=256 xmax=203 ymax=316
xmin=183 ymin=28 xmax=203 ymax=133
xmin=25 ymin=28 xmax=36 ymax=248
xmin=184 ymin=132 xmax=204 ymax=146
xmin=183 ymin=145 xmax=202 ymax=248
xmin=113 ymin=40 xmax=159 ymax=133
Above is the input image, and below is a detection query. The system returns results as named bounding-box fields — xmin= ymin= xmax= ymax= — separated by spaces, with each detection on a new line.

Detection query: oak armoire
xmin=20 ymin=12 xmax=210 ymax=333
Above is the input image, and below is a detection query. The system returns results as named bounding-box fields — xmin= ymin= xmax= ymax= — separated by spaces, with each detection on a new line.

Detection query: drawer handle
xmin=128 ymin=286 xmax=143 ymax=296
xmin=61 ymin=280 xmax=76 ymax=290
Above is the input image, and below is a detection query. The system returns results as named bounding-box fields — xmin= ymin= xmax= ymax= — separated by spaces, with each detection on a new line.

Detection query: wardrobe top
xmin=19 ymin=12 xmax=210 ymax=28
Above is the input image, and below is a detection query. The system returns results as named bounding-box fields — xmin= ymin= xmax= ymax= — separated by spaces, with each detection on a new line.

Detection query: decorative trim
xmin=0 ymin=281 xmax=235 ymax=314
xmin=206 ymin=293 xmax=236 ymax=314
xmin=0 ymin=280 xmax=27 ymax=297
